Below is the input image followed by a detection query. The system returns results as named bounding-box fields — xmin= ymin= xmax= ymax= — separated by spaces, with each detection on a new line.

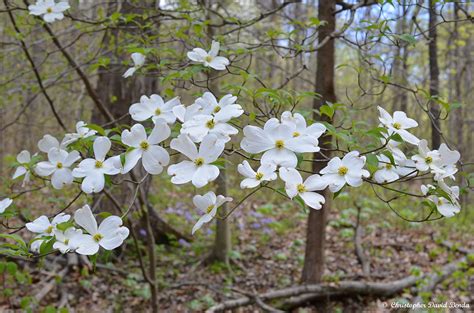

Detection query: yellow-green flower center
xmin=292 ymin=131 xmax=300 ymax=137
xmin=140 ymin=141 xmax=149 ymax=151
xmin=275 ymin=140 xmax=285 ymax=149
xmin=46 ymin=7 xmax=53 ymax=13
xmin=385 ymin=163 xmax=393 ymax=170
xmin=213 ymin=106 xmax=221 ymax=113
xmin=46 ymin=225 xmax=53 ymax=234
xmin=297 ymin=183 xmax=306 ymax=193
xmin=425 ymin=156 xmax=433 ymax=164
xmin=338 ymin=166 xmax=348 ymax=176
xmin=155 ymin=108 xmax=161 ymax=115
xmin=194 ymin=157 xmax=204 ymax=166
xmin=56 ymin=162 xmax=63 ymax=169
xmin=205 ymin=55 xmax=213 ymax=62
xmin=206 ymin=119 xmax=215 ymax=129
xmin=93 ymin=233 xmax=103 ymax=242
xmin=95 ymin=160 xmax=103 ymax=168
xmin=255 ymin=172 xmax=264 ymax=180
xmin=393 ymin=122 xmax=401 ymax=130
xmin=64 ymin=239 xmax=69 ymax=245
xmin=206 ymin=205 xmax=214 ymax=214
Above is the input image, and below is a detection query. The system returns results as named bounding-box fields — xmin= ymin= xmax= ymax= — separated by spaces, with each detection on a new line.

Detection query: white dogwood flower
xmin=26 ymin=213 xmax=71 ymax=236
xmin=129 ymin=94 xmax=181 ymax=124
xmin=373 ymin=154 xmax=400 ymax=183
xmin=181 ymin=92 xmax=243 ymax=143
xmin=281 ymin=111 xmax=326 ymax=142
xmin=72 ymin=137 xmax=120 ymax=193
xmin=28 ymin=0 xmax=70 ymax=23
xmin=168 ymin=134 xmax=224 ymax=188
xmin=377 ymin=106 xmax=419 ymax=145
xmin=53 ymin=227 xmax=83 ymax=254
xmin=0 ymin=198 xmax=13 ymax=214
xmin=195 ymin=92 xmax=243 ymax=121
xmin=237 ymin=161 xmax=277 ymax=189
xmin=241 ymin=118 xmax=320 ymax=168
xmin=187 ymin=40 xmax=229 ymax=70
xmin=121 ymin=122 xmax=170 ymax=174
xmin=12 ymin=150 xmax=32 ymax=186
xmin=61 ymin=121 xmax=97 ymax=146
xmin=320 ymin=151 xmax=370 ymax=192
xmin=71 ymin=205 xmax=129 ymax=255
xmin=432 ymin=143 xmax=460 ymax=181
xmin=123 ymin=52 xmax=145 ymax=78
xmin=279 ymin=167 xmax=326 ymax=210
xmin=191 ymin=192 xmax=232 ymax=234
xmin=35 ymin=148 xmax=80 ymax=189
xmin=421 ymin=184 xmax=460 ymax=217
xmin=411 ymin=139 xmax=441 ymax=172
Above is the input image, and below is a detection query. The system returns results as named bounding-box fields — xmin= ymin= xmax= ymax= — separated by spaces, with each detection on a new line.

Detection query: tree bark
xmin=428 ymin=0 xmax=441 ymax=148
xmin=301 ymin=0 xmax=336 ymax=284
xmin=205 ymin=0 xmax=231 ymax=264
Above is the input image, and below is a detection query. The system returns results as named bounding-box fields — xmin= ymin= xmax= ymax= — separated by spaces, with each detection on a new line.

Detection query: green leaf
xmin=382 ymin=150 xmax=395 ymax=165
xmin=366 ymin=154 xmax=379 ymax=173
xmin=320 ymin=104 xmax=334 ymax=119
xmin=85 ymin=124 xmax=106 ymax=136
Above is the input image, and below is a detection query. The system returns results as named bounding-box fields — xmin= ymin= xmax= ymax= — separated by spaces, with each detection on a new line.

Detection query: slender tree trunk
xmin=205 ymin=0 xmax=231 ymax=264
xmin=428 ymin=0 xmax=441 ymax=148
xmin=301 ymin=0 xmax=336 ymax=284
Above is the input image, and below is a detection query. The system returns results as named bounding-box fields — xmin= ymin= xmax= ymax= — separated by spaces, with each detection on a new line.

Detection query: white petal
xmin=142 ymin=146 xmax=169 ymax=174
xmin=198 ymin=134 xmax=225 ymax=163
xmin=279 ymin=167 xmax=303 ymax=185
xmin=122 ymin=124 xmax=147 ymax=147
xmin=261 ymin=149 xmax=297 ymax=168
xmin=51 ymin=168 xmax=73 ymax=189
xmin=168 ymin=161 xmax=196 ymax=184
xmin=193 ymin=192 xmax=215 ymax=210
xmin=38 ymin=135 xmax=59 ymax=153
xmin=209 ymin=40 xmax=220 ymax=57
xmin=148 ymin=121 xmax=171 ymax=144
xmin=74 ymin=205 xmax=98 ymax=234
xmin=208 ymin=57 xmax=229 ymax=70
xmin=93 ymin=137 xmax=111 ymax=161
xmin=81 ymin=172 xmax=105 ymax=194
xmin=13 ymin=166 xmax=27 ymax=179
xmin=237 ymin=161 xmax=255 ymax=178
xmin=170 ymin=134 xmax=198 ymax=160
xmin=71 ymin=234 xmax=99 ymax=255
xmin=304 ymin=174 xmax=327 ymax=191
xmin=240 ymin=126 xmax=273 ymax=154
xmin=17 ymin=150 xmax=31 ymax=163
xmin=122 ymin=149 xmax=142 ymax=174
xmin=131 ymin=52 xmax=145 ymax=67
xmin=0 ymin=198 xmax=13 ymax=214
xmin=300 ymin=192 xmax=325 ymax=210
xmin=192 ymin=165 xmax=219 ymax=188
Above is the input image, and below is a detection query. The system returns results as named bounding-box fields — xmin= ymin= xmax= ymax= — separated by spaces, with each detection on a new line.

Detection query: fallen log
xmin=206 ymin=254 xmax=473 ymax=312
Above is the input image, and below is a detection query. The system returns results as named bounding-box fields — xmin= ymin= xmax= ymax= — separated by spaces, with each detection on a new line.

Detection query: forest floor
xmin=1 ymin=196 xmax=473 ymax=313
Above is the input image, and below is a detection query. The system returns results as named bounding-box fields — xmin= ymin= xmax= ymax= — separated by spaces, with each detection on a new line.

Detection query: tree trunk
xmin=301 ymin=0 xmax=336 ymax=284
xmin=206 ymin=0 xmax=231 ymax=264
xmin=428 ymin=0 xmax=441 ymax=148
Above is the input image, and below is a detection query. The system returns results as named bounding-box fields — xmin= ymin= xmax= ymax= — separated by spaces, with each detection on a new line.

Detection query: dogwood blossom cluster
xmin=372 ymin=107 xmax=461 ymax=217
xmin=3 ymin=35 xmax=465 ymax=261
xmin=25 ymin=205 xmax=128 ymax=255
